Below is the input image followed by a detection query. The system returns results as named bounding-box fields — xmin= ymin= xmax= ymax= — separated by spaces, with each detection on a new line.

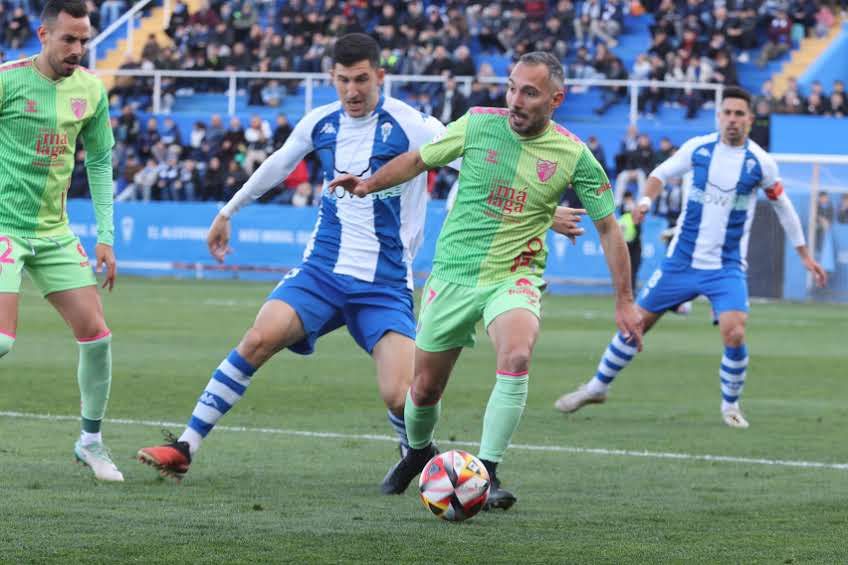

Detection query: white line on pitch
xmin=2 ymin=410 xmax=846 ymax=471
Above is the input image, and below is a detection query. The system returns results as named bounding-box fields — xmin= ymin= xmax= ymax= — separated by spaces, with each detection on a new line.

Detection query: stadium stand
xmin=1 ymin=0 xmax=844 ymax=205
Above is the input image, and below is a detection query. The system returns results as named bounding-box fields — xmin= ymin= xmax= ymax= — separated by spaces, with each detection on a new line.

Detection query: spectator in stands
xmin=6 ymin=6 xmax=32 ymax=49
xmin=587 ymin=135 xmax=609 ymax=176
xmin=222 ymin=159 xmax=248 ymax=200
xmin=815 ymin=191 xmax=834 ymax=253
xmin=201 ymin=156 xmax=226 ymax=201
xmin=574 ymin=0 xmax=602 ymax=48
xmin=757 ymin=10 xmax=791 ymax=68
xmin=156 ymin=156 xmax=180 ymax=201
xmin=829 ymin=91 xmax=846 ymax=117
xmin=160 ymin=117 xmax=182 ymax=148
xmin=750 ymin=99 xmax=772 ymax=150
xmin=167 ymin=0 xmax=190 ymax=38
xmin=136 ymin=117 xmax=161 ymax=161
xmin=452 ymin=45 xmax=476 ymax=77
xmin=434 ymin=75 xmax=469 ymax=124
xmin=815 ymin=2 xmax=836 ymax=37
xmin=271 ymin=114 xmax=292 ymax=150
xmin=206 ymin=114 xmax=226 ymax=154
xmin=244 ymin=115 xmax=272 ymax=174
xmin=115 ymin=105 xmax=140 ymax=148
xmin=712 ymin=50 xmax=738 ymax=86
xmin=837 ymin=194 xmax=848 ymax=224
xmin=141 ymin=33 xmax=161 ymax=62
xmin=117 ymin=158 xmax=158 ymax=203
xmin=174 ymin=159 xmax=200 ymax=202
xmin=726 ymin=8 xmax=758 ymax=61
xmin=291 ymin=182 xmax=314 ymax=207
xmin=261 ymin=79 xmax=286 ymax=108
xmin=594 ymin=57 xmax=628 ymax=115
xmin=805 ymin=91 xmax=829 ymax=115
xmin=594 ymin=0 xmax=623 ymax=47
xmin=220 ymin=116 xmax=247 ymax=164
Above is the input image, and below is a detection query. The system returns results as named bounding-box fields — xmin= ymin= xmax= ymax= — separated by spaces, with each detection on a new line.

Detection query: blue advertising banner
xmin=69 ymin=198 xmax=848 ymax=301
xmin=67 ymin=200 xmax=669 ymax=294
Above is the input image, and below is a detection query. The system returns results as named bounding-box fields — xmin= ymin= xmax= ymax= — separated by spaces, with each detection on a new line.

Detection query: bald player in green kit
xmin=0 ymin=0 xmax=121 ymax=481
xmin=331 ymin=51 xmax=643 ymax=510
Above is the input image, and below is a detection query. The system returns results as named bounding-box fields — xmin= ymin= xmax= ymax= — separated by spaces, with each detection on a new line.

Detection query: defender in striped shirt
xmin=331 ymin=52 xmax=642 ymax=510
xmin=555 ymin=87 xmax=828 ymax=429
xmin=0 ymin=0 xmax=121 ymax=481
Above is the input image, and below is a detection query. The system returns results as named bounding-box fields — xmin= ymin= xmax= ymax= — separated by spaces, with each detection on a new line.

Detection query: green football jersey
xmin=420 ymin=107 xmax=614 ymax=286
xmin=0 ymin=56 xmax=114 ymax=242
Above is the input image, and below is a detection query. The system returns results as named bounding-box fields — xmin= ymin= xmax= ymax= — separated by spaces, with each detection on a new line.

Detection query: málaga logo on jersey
xmin=486 ymin=181 xmax=527 ymax=219
xmin=70 ymin=98 xmax=87 ymax=119
xmin=536 ymin=159 xmax=557 ymax=182
xmin=33 ymin=130 xmax=70 ymax=166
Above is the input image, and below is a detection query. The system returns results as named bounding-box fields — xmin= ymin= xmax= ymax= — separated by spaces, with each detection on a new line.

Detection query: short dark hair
xmin=332 ymin=33 xmax=380 ymax=68
xmin=41 ymin=0 xmax=88 ymax=23
xmin=721 ymin=86 xmax=752 ymax=110
xmin=517 ymin=51 xmax=565 ymax=90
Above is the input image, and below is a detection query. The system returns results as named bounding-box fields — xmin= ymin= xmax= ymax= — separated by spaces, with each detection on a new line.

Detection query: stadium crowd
xmin=0 ymin=0 xmax=845 ymax=207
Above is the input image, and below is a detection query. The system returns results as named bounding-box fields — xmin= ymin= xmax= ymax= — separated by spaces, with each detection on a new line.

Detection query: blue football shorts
xmin=638 ymin=263 xmax=749 ymax=316
xmin=267 ymin=263 xmax=416 ymax=355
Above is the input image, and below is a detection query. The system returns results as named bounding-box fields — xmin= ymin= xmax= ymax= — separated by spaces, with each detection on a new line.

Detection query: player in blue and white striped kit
xmin=135 ymin=33 xmax=448 ymax=480
xmin=555 ymin=87 xmax=827 ymax=428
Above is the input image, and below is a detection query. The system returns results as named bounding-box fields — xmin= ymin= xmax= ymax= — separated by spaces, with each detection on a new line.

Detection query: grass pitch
xmin=1 ymin=278 xmax=846 ymax=563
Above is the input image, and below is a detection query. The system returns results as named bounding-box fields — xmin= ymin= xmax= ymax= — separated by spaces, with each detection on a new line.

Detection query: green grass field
xmin=1 ymin=277 xmax=846 ymax=564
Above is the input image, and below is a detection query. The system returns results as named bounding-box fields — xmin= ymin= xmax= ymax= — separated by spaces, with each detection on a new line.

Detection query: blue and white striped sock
xmin=720 ymin=344 xmax=748 ymax=410
xmin=387 ymin=410 xmax=409 ymax=457
xmin=586 ymin=332 xmax=639 ymax=395
xmin=179 ymin=349 xmax=256 ymax=455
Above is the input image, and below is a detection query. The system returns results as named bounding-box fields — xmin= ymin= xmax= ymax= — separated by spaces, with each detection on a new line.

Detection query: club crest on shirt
xmin=745 ymin=158 xmax=756 ymax=174
xmin=70 ymin=98 xmax=87 ymax=119
xmin=536 ymin=159 xmax=557 ymax=182
xmin=380 ymin=121 xmax=393 ymax=143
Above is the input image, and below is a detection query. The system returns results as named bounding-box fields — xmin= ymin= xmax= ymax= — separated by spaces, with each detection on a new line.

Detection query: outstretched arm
xmin=595 ymin=213 xmax=643 ymax=350
xmin=329 ymin=150 xmax=428 ymax=198
xmin=766 ymin=182 xmax=828 ymax=287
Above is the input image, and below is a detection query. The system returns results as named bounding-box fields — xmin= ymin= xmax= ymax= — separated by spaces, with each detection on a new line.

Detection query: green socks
xmin=404 ymin=389 xmax=441 ymax=449
xmin=78 ymin=332 xmax=113 ymax=433
xmin=478 ymin=372 xmax=529 ymax=463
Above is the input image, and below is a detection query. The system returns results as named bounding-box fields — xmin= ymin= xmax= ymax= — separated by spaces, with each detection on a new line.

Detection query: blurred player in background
xmin=555 ymin=86 xmax=828 ymax=428
xmin=331 ymin=51 xmax=642 ymax=510
xmin=0 ymin=0 xmax=121 ymax=481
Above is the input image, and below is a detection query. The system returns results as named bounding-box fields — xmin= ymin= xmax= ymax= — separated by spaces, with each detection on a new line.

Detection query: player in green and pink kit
xmin=331 ymin=52 xmax=643 ymax=510
xmin=0 ymin=0 xmax=121 ymax=481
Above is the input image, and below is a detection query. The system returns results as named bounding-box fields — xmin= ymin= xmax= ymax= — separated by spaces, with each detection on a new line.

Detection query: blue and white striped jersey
xmin=223 ymin=96 xmax=446 ymax=290
xmin=651 ymin=132 xmax=780 ymax=271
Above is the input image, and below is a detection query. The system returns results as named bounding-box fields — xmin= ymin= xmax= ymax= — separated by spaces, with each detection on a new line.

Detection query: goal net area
xmin=774 ymin=154 xmax=848 ymax=303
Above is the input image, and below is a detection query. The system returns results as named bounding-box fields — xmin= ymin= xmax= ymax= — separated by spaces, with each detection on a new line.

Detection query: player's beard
xmin=509 ymin=110 xmax=547 ymax=137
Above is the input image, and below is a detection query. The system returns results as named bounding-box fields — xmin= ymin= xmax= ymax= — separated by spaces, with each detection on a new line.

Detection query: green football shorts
xmin=415 ymin=273 xmax=546 ymax=352
xmin=0 ymin=233 xmax=97 ymax=296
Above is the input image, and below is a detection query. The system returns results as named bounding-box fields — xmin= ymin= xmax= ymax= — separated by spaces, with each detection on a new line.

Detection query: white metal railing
xmin=88 ymin=0 xmax=171 ymax=69
xmin=93 ymin=69 xmax=726 ymax=124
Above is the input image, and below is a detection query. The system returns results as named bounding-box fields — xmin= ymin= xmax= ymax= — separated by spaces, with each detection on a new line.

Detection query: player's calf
xmin=0 ymin=331 xmax=14 ymax=358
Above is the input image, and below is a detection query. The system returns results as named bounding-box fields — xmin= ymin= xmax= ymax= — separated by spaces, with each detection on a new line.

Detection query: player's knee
xmin=238 ymin=327 xmax=279 ymax=367
xmin=409 ymin=380 xmax=443 ymax=407
xmin=497 ymin=346 xmax=532 ymax=374
xmin=722 ymin=324 xmax=746 ymax=347
xmin=0 ymin=333 xmax=15 ymax=358
xmin=384 ymin=389 xmax=407 ymax=415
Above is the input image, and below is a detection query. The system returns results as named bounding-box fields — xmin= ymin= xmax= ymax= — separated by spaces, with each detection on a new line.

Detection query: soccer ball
xmin=418 ymin=449 xmax=490 ymax=522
